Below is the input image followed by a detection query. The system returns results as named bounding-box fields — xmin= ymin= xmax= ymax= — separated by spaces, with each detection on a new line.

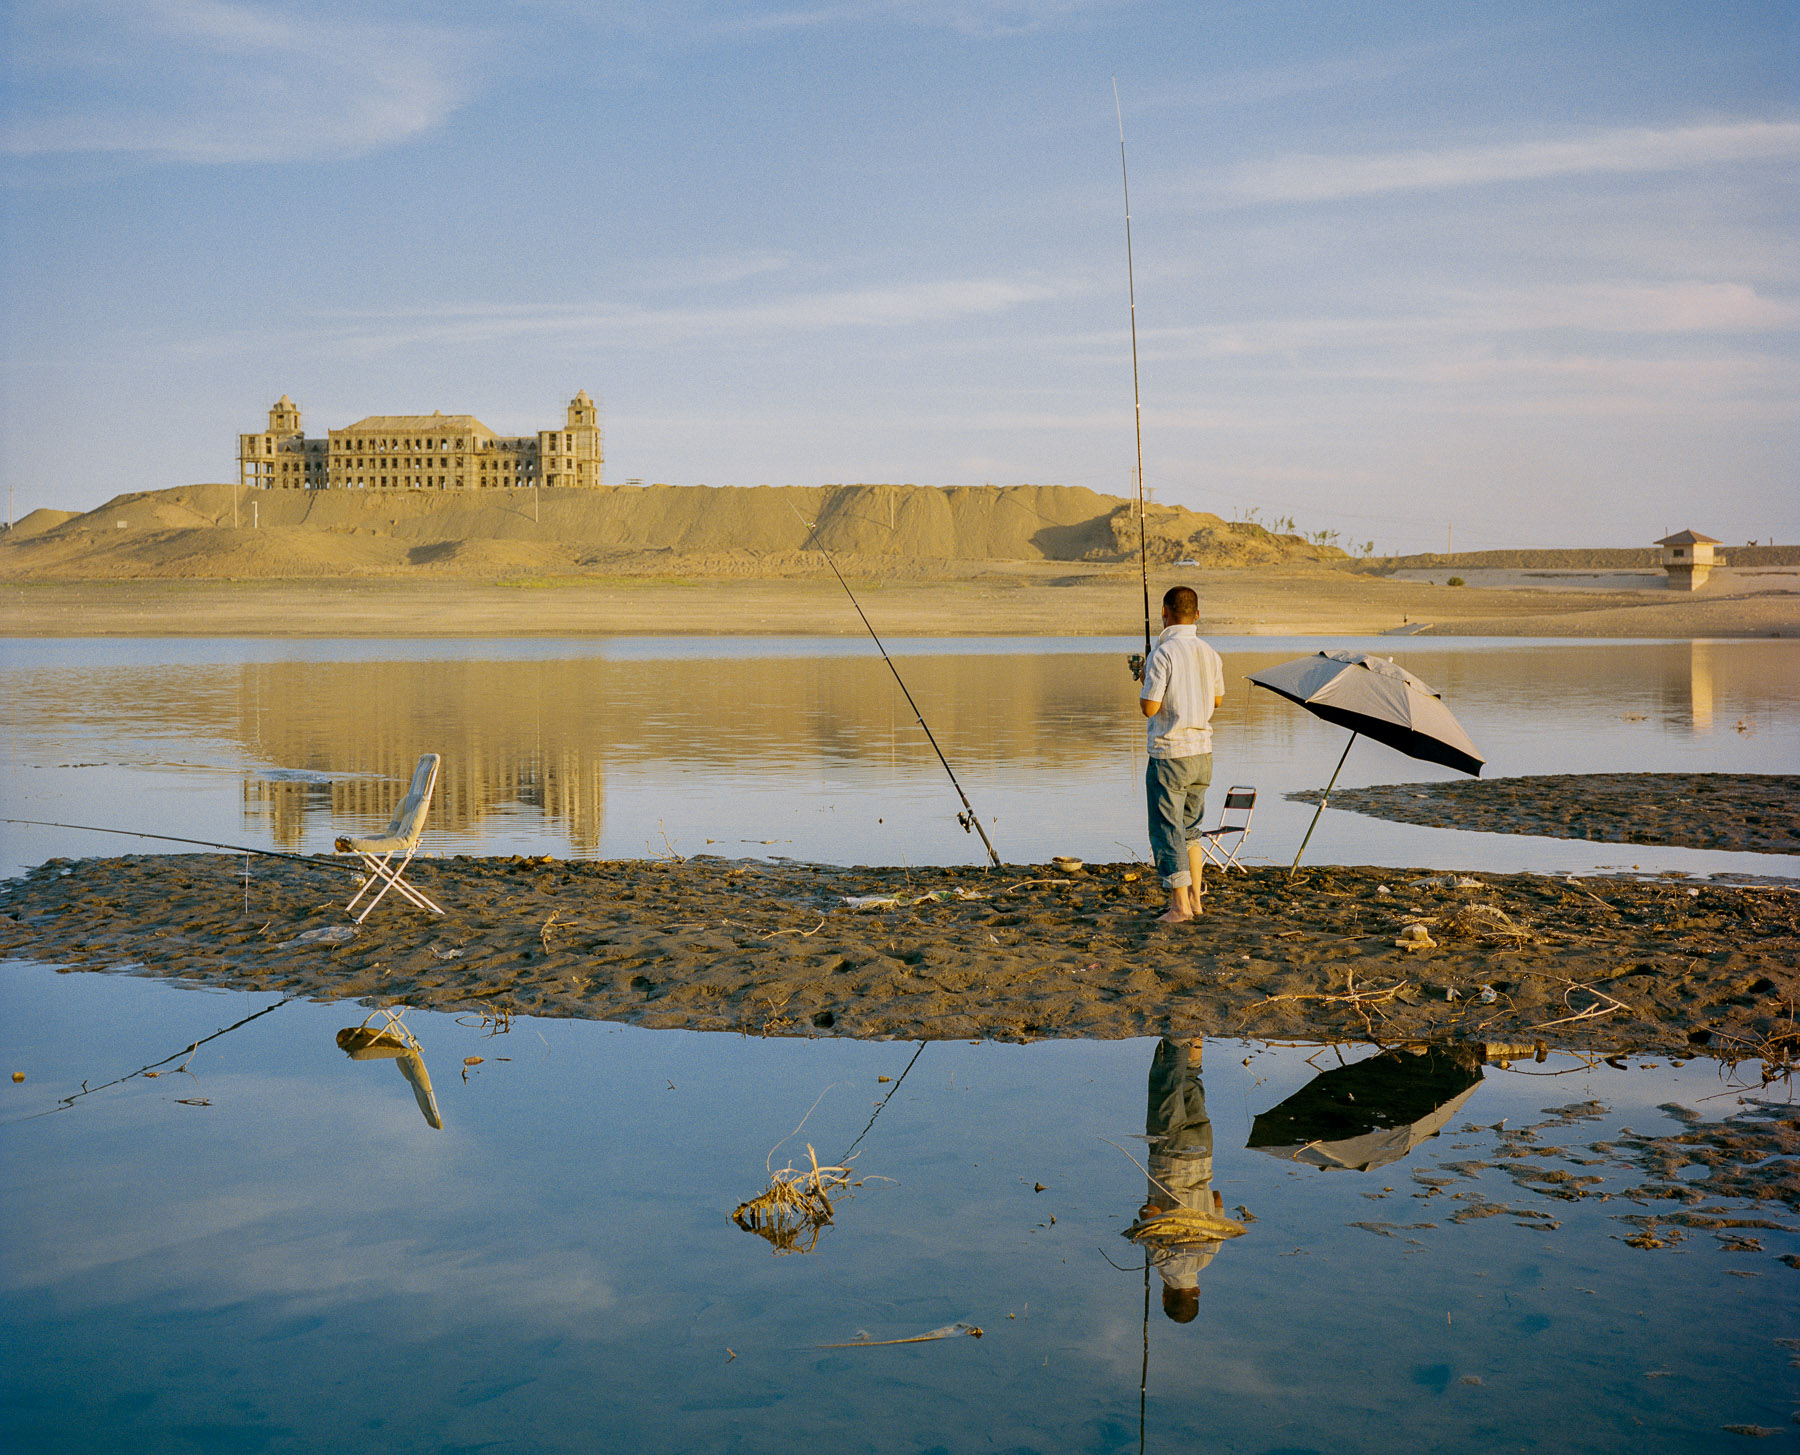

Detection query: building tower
xmin=538 ymin=390 xmax=603 ymax=488
xmin=268 ymin=395 xmax=302 ymax=434
xmin=240 ymin=395 xmax=326 ymax=490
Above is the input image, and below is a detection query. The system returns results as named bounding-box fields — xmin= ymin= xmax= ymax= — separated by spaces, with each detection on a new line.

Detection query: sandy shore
xmin=4 ymin=567 xmax=1797 ymax=638
xmin=3 ymin=853 xmax=1793 ymax=1061
xmin=1296 ymin=774 xmax=1800 ymax=855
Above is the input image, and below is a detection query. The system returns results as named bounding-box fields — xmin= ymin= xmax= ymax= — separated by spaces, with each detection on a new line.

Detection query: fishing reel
xmin=1127 ymin=652 xmax=1145 ymax=683
xmin=957 ymin=810 xmax=976 ymax=835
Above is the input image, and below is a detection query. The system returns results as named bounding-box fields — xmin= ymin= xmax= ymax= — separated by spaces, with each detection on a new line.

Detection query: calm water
xmin=2 ymin=636 xmax=1796 ymax=880
xmin=2 ymin=963 xmax=1794 ymax=1453
xmin=2 ymin=636 xmax=1796 ymax=1451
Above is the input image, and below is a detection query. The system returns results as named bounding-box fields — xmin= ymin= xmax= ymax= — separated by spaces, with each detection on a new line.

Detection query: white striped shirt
xmin=1141 ymin=625 xmax=1224 ymax=759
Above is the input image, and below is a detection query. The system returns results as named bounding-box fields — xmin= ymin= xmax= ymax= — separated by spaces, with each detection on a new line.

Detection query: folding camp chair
xmin=336 ymin=753 xmax=444 ymax=923
xmin=1194 ymin=785 xmax=1256 ymax=875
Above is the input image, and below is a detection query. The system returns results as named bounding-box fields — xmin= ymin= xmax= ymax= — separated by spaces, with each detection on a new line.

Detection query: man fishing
xmin=1138 ymin=585 xmax=1224 ymax=924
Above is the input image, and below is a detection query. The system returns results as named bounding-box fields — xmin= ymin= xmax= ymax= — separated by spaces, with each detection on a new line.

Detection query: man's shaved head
xmin=1162 ymin=586 xmax=1198 ymax=623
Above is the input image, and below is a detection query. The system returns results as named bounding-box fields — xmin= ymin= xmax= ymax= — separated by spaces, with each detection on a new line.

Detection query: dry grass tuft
xmin=732 ymin=1143 xmax=863 ymax=1255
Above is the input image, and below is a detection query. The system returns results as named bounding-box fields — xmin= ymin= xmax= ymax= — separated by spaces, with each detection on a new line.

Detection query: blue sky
xmin=2 ymin=0 xmax=1794 ymax=551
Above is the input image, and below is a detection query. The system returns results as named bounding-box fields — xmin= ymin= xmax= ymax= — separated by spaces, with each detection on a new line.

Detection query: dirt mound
xmin=0 ymin=481 xmax=1348 ymax=580
xmin=5 ymin=508 xmax=82 ymax=541
xmin=1083 ymin=502 xmax=1347 ymax=567
xmin=1290 ymin=773 xmax=1800 ymax=855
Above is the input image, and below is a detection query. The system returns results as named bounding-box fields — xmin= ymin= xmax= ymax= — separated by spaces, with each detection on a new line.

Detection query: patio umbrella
xmin=1247 ymin=650 xmax=1485 ymax=871
xmin=1246 ymin=1044 xmax=1485 ymax=1173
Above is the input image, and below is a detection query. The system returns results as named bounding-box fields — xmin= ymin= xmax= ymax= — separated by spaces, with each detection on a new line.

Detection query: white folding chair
xmin=336 ymin=753 xmax=445 ymax=923
xmin=1195 ymin=785 xmax=1256 ymax=874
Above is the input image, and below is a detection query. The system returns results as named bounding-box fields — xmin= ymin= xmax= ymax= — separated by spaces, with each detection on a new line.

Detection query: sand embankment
xmin=0 ymin=481 xmax=1344 ymax=580
xmin=1 ymin=854 xmax=1792 ymax=1059
xmin=1375 ymin=545 xmax=1800 ymax=571
xmin=3 ymin=482 xmax=1794 ymax=637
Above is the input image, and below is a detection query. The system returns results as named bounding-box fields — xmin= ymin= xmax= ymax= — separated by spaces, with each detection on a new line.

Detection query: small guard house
xmin=1656 ymin=529 xmax=1724 ymax=591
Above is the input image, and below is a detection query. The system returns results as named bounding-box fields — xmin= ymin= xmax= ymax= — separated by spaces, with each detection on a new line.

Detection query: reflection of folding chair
xmin=336 ymin=753 xmax=444 ymax=923
xmin=1195 ymin=785 xmax=1256 ymax=874
xmin=336 ymin=1008 xmax=443 ymax=1130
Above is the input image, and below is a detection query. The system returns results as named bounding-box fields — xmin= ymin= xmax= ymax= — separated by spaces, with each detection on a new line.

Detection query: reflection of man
xmin=1142 ymin=1037 xmax=1222 ymax=1323
xmin=1138 ymin=587 xmax=1225 ymax=924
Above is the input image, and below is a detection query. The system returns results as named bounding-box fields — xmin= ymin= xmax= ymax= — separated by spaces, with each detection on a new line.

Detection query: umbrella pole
xmin=1290 ymin=732 xmax=1356 ymax=876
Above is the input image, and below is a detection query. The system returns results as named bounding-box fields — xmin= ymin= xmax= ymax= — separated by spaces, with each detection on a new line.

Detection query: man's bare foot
xmin=1156 ymin=906 xmax=1195 ymax=924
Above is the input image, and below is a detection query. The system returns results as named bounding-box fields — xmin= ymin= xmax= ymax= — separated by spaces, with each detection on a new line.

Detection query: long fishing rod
xmin=789 ymin=501 xmax=1002 ymax=869
xmin=1115 ymin=79 xmax=1152 ymax=670
xmin=1 ymin=818 xmax=360 ymax=877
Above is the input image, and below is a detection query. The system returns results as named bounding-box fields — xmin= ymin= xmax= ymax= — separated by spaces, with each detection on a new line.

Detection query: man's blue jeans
xmin=1146 ymin=753 xmax=1213 ymax=889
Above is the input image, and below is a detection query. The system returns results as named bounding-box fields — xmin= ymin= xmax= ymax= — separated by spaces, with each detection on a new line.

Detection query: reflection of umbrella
xmin=337 ymin=1019 xmax=444 ymax=1130
xmin=1247 ymin=651 xmax=1485 ymax=870
xmin=1247 ymin=1044 xmax=1484 ymax=1172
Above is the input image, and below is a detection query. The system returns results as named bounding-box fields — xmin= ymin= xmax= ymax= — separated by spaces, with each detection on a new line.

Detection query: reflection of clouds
xmin=4 ymin=1074 xmax=615 ymax=1335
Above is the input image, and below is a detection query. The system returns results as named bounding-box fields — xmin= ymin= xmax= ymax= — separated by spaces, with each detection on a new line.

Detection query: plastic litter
xmin=1396 ymin=923 xmax=1436 ymax=950
xmin=280 ymin=925 xmax=358 ymax=948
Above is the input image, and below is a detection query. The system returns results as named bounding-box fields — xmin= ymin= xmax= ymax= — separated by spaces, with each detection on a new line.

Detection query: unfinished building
xmin=238 ymin=392 xmax=602 ymax=491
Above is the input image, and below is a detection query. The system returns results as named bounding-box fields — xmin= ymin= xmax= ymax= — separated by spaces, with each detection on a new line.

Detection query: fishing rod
xmin=1 ymin=818 xmax=361 ymax=877
xmin=1115 ymin=79 xmax=1152 ymax=678
xmin=789 ymin=501 xmax=1003 ymax=869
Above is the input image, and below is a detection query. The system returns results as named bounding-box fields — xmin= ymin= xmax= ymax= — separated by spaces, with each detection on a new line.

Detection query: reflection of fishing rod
xmin=17 ymin=995 xmax=298 ymax=1122
xmin=1115 ymin=80 xmax=1152 ymax=679
xmin=839 ymin=1040 xmax=928 ymax=1162
xmin=1139 ymin=1255 xmax=1150 ymax=1455
xmin=790 ymin=503 xmax=1002 ymax=869
xmin=1 ymin=818 xmax=360 ymax=877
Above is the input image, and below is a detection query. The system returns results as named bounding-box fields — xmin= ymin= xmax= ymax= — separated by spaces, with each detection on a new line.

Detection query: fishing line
xmin=1114 ymin=79 xmax=1152 ymax=666
xmin=789 ymin=501 xmax=1003 ymax=869
xmin=2 ymin=818 xmax=362 ymax=877
xmin=839 ymin=1039 xmax=928 ymax=1162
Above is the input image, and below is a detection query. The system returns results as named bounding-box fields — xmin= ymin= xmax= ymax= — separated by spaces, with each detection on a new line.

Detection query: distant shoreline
xmin=3 ymin=569 xmax=1795 ymax=639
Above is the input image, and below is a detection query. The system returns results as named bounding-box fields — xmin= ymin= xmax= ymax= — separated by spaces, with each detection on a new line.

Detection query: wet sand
xmin=1296 ymin=774 xmax=1800 ymax=855
xmin=3 ymin=854 xmax=1793 ymax=1061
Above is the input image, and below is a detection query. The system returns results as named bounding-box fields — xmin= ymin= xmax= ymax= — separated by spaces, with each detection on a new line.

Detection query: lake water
xmin=3 ymin=964 xmax=1794 ymax=1453
xmin=2 ymin=636 xmax=1796 ymax=1451
xmin=3 ymin=636 xmax=1796 ymax=880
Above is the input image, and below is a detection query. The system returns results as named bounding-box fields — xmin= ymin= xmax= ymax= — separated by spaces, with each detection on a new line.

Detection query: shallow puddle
xmin=2 ymin=961 xmax=1793 ymax=1453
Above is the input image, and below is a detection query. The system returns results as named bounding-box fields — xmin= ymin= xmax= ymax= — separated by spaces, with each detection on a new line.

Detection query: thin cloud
xmin=229 ymin=275 xmax=1073 ymax=357
xmin=1124 ymin=280 xmax=1800 ymax=366
xmin=2 ymin=0 xmax=477 ymax=163
xmin=1218 ymin=120 xmax=1800 ymax=205
xmin=651 ymin=0 xmax=1131 ymax=41
xmin=1130 ymin=35 xmax=1480 ymax=114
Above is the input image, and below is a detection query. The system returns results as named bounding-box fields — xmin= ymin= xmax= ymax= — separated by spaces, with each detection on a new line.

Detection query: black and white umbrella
xmin=1248 ymin=650 xmax=1485 ymax=870
xmin=1247 ymin=1044 xmax=1486 ymax=1173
